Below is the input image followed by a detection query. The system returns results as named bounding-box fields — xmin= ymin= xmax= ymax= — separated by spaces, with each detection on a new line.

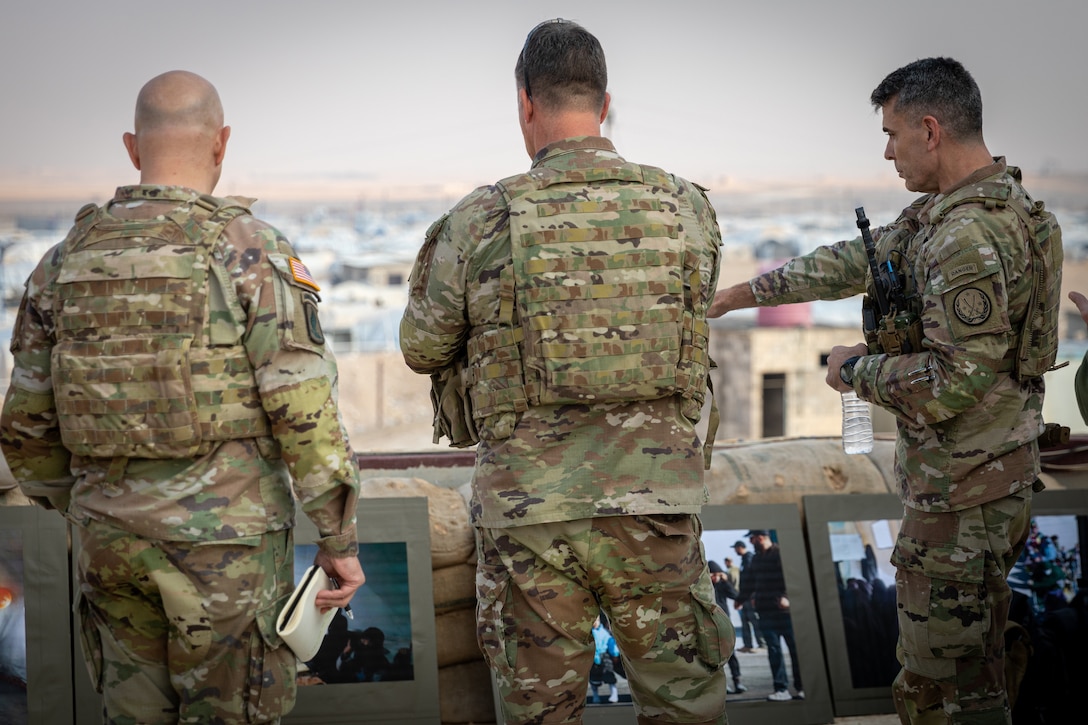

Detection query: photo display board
xmin=0 ymin=506 xmax=73 ymax=725
xmin=507 ymin=504 xmax=834 ymax=725
xmin=74 ymin=496 xmax=438 ymax=725
xmin=805 ymin=489 xmax=1088 ymax=719
xmin=803 ymin=493 xmax=904 ymax=717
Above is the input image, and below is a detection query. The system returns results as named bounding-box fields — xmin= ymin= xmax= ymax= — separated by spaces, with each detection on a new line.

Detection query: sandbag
xmin=439 ymin=659 xmax=497 ymax=724
xmin=359 ymin=476 xmax=475 ymax=567
xmin=705 ymin=436 xmax=895 ymax=506
xmin=436 ymin=607 xmax=481 ymax=668
xmin=433 ymin=561 xmax=477 ymax=615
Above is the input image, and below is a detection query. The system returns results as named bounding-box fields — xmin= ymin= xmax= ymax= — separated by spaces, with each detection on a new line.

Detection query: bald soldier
xmin=0 ymin=70 xmax=364 ymax=724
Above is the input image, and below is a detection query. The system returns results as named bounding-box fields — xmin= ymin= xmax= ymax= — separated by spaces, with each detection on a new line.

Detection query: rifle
xmin=857 ymin=207 xmax=924 ymax=356
xmin=856 ymin=207 xmax=1069 ymax=449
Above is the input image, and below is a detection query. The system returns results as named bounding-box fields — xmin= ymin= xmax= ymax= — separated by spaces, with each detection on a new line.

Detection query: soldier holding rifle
xmin=710 ymin=57 xmax=1063 ymax=724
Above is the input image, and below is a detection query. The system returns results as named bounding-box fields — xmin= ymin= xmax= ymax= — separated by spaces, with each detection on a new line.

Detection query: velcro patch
xmin=303 ymin=297 xmax=325 ymax=346
xmin=289 ymin=257 xmax=320 ymax=291
xmin=953 ymin=287 xmax=992 ymax=326
xmin=946 ymin=263 xmax=979 ymax=281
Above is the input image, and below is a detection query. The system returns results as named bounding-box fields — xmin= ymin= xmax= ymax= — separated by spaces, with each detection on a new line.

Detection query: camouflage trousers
xmin=76 ymin=519 xmax=297 ymax=724
xmin=890 ymin=487 xmax=1032 ymax=725
xmin=476 ymin=514 xmax=734 ymax=725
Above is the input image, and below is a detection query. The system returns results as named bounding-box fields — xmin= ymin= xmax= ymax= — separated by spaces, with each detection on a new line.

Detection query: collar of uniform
xmin=921 ymin=157 xmax=1008 ymax=223
xmin=947 ymin=156 xmax=1007 ymax=195
xmin=112 ymin=185 xmax=211 ymax=205
xmin=530 ymin=136 xmax=621 ymax=168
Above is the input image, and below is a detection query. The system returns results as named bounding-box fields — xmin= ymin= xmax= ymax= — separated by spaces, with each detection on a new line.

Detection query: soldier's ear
xmin=518 ymin=88 xmax=533 ymax=125
xmin=123 ymin=132 xmax=140 ymax=170
xmin=922 ymin=115 xmax=941 ymax=150
xmin=213 ymin=126 xmax=231 ymax=167
xmin=599 ymin=92 xmax=611 ymax=125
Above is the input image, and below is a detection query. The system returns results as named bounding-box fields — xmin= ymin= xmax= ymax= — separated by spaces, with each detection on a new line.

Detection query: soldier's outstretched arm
xmin=708 ymin=282 xmax=757 ymax=318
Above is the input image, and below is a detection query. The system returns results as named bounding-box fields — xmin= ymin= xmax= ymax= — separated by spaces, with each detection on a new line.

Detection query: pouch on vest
xmin=430 ymin=360 xmax=479 ymax=448
xmin=1013 ymin=200 xmax=1062 ymax=379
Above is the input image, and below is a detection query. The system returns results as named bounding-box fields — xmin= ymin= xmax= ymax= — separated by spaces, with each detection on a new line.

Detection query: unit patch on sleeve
xmin=303 ymin=296 xmax=325 ymax=346
xmin=953 ymin=287 xmax=991 ymax=326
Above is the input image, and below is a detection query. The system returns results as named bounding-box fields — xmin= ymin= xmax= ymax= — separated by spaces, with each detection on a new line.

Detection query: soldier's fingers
xmin=1069 ymin=291 xmax=1088 ymax=321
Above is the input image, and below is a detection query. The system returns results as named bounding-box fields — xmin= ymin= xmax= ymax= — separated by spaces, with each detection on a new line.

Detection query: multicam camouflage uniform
xmin=748 ymin=158 xmax=1061 ymax=724
xmin=401 ymin=137 xmax=733 ymax=724
xmin=0 ymin=185 xmax=360 ymax=724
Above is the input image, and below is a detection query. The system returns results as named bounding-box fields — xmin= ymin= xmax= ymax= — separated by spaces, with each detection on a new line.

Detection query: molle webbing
xmin=51 ymin=196 xmax=271 ymax=459
xmin=485 ymin=162 xmax=710 ymax=409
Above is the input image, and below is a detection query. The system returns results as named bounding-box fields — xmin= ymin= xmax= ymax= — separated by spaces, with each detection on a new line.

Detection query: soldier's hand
xmin=313 ymin=549 xmax=366 ymax=611
xmin=825 ymin=343 xmax=868 ymax=393
xmin=1069 ymin=291 xmax=1088 ymax=327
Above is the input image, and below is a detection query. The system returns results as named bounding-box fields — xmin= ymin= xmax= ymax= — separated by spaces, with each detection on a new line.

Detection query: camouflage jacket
xmin=0 ymin=186 xmax=359 ymax=555
xmin=751 ymin=159 xmax=1051 ymax=512
xmin=400 ymin=137 xmax=722 ymax=528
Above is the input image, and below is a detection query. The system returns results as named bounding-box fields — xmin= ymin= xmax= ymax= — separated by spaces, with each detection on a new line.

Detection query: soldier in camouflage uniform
xmin=0 ymin=70 xmax=364 ymax=724
xmin=710 ymin=58 xmax=1062 ymax=724
xmin=400 ymin=19 xmax=732 ymax=725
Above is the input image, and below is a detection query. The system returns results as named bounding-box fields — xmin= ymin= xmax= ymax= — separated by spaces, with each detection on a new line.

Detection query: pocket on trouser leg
xmin=691 ymin=583 xmax=734 ymax=669
xmin=475 ymin=539 xmax=516 ymax=682
xmin=246 ymin=601 xmax=298 ymax=723
xmin=76 ymin=591 xmax=105 ymax=693
xmin=892 ymin=535 xmax=988 ymax=661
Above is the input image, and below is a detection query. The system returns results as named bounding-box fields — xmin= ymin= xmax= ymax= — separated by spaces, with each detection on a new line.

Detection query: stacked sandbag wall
xmin=358 ymin=476 xmax=496 ymax=725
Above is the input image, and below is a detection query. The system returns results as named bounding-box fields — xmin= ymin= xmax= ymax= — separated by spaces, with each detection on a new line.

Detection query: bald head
xmin=123 ymin=70 xmax=231 ymax=193
xmin=135 ymin=70 xmax=224 ymax=136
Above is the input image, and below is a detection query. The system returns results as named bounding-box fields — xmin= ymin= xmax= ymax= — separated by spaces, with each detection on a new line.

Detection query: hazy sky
xmin=2 ymin=0 xmax=1085 ymax=202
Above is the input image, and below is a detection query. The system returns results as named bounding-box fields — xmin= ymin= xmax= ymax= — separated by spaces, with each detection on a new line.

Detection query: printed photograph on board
xmin=584 ymin=525 xmax=807 ymax=710
xmin=1009 ymin=514 xmax=1083 ymax=613
xmin=292 ymin=541 xmax=414 ymax=685
xmin=825 ymin=518 xmax=901 ymax=690
xmin=702 ymin=527 xmax=805 ymax=704
xmin=0 ymin=529 xmax=26 ymax=725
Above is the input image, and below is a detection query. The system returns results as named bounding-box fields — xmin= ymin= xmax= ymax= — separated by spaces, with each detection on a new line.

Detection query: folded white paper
xmin=276 ymin=565 xmax=338 ymax=661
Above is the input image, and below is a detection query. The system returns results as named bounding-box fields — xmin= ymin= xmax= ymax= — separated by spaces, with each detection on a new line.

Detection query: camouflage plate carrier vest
xmin=50 ymin=195 xmax=272 ymax=459
xmin=463 ymin=162 xmax=712 ymax=441
xmin=930 ymin=169 xmax=1063 ymax=379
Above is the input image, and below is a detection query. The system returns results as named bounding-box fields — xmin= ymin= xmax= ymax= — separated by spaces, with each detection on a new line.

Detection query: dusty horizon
xmin=3 ymin=168 xmax=1087 ymax=210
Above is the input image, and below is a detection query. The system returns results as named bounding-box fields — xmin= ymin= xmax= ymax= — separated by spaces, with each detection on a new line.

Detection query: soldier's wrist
xmin=839 ymin=356 xmax=862 ymax=386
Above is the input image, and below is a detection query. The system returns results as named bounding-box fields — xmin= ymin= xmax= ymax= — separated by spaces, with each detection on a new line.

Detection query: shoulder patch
xmin=953 ymin=287 xmax=992 ymax=326
xmin=946 ymin=262 xmax=979 ymax=282
xmin=303 ymin=296 xmax=325 ymax=345
xmin=289 ymin=257 xmax=320 ymax=292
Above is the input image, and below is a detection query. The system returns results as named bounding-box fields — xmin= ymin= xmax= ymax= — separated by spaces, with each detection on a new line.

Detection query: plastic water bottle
xmin=841 ymin=391 xmax=873 ymax=454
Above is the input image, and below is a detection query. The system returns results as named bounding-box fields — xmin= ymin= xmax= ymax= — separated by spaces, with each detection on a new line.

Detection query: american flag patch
xmin=289 ymin=257 xmax=320 ymax=291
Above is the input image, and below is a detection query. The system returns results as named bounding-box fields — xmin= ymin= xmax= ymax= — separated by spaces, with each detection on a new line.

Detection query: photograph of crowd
xmin=292 ymin=541 xmax=414 ymax=686
xmin=1004 ymin=510 xmax=1088 ymax=722
xmin=0 ymin=529 xmax=26 ymax=725
xmin=702 ymin=527 xmax=804 ymax=704
xmin=1008 ymin=514 xmax=1082 ymax=612
xmin=823 ymin=518 xmax=901 ymax=690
